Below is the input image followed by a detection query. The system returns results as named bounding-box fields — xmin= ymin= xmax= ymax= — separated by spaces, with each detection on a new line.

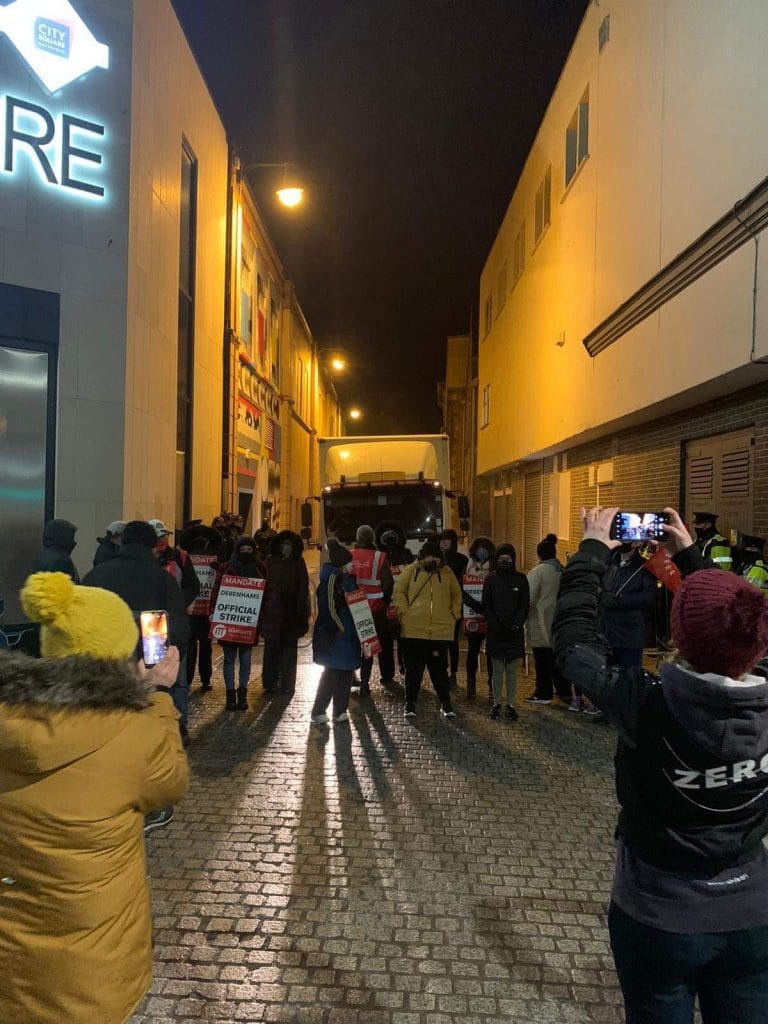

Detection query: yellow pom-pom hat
xmin=21 ymin=573 xmax=139 ymax=661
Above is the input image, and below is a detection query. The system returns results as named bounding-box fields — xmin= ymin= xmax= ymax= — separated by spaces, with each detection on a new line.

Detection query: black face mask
xmin=496 ymin=558 xmax=514 ymax=573
xmin=422 ymin=558 xmax=441 ymax=572
xmin=619 ymin=543 xmax=634 ymax=555
xmin=694 ymin=525 xmax=715 ymax=542
xmin=237 ymin=549 xmax=255 ymax=561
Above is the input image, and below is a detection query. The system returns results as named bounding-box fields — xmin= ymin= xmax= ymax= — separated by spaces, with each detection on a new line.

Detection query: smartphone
xmin=610 ymin=512 xmax=670 ymax=543
xmin=139 ymin=610 xmax=169 ymax=667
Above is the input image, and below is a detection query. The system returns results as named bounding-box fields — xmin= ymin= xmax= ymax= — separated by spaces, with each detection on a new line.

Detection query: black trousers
xmin=532 ymin=646 xmax=570 ymax=700
xmin=312 ymin=667 xmax=353 ymax=717
xmin=448 ymin=619 xmax=461 ymax=675
xmin=402 ymin=638 xmax=451 ymax=705
xmin=187 ymin=616 xmax=212 ymax=686
xmin=609 ymin=901 xmax=768 ymax=1024
xmin=466 ymin=634 xmax=493 ymax=684
xmin=361 ymin=635 xmax=395 ymax=687
xmin=262 ymin=640 xmax=298 ymax=692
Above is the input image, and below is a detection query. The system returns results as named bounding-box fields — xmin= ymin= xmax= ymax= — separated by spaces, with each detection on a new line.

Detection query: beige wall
xmin=124 ymin=0 xmax=228 ymax=525
xmin=478 ymin=0 xmax=768 ymax=477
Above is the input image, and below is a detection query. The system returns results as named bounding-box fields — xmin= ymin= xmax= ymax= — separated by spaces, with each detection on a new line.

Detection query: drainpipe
xmin=221 ymin=146 xmax=237 ymax=513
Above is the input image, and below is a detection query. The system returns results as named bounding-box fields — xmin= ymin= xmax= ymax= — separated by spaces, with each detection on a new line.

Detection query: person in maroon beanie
xmin=553 ymin=506 xmax=768 ymax=1024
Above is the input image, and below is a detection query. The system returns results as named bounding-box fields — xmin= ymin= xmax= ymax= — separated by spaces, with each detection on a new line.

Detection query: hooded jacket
xmin=439 ymin=529 xmax=468 ymax=585
xmin=32 ymin=521 xmax=80 ymax=583
xmin=93 ymin=536 xmax=121 ymax=567
xmin=526 ymin=557 xmax=563 ymax=647
xmin=467 ymin=536 xmax=496 ymax=577
xmin=210 ymin=538 xmax=265 ymax=647
xmin=393 ymin=559 xmax=462 ymax=641
xmin=600 ymin=547 xmax=656 ymax=650
xmin=313 ymin=562 xmax=361 ymax=670
xmin=480 ymin=545 xmax=530 ymax=659
xmin=0 ymin=651 xmax=188 ymax=1024
xmin=83 ymin=544 xmax=190 ymax=650
xmin=260 ymin=531 xmax=311 ymax=644
xmin=375 ymin=520 xmax=414 ymax=572
xmin=553 ymin=539 xmax=768 ymax=871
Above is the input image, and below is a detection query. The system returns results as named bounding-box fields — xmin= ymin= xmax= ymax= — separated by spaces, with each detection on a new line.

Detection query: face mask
xmin=280 ymin=542 xmax=293 ymax=559
xmin=238 ymin=548 xmax=255 ymax=561
xmin=422 ymin=558 xmax=440 ymax=572
xmin=497 ymin=557 xmax=513 ymax=573
xmin=619 ymin=543 xmax=634 ymax=555
xmin=439 ymin=540 xmax=451 ymax=552
xmin=694 ymin=524 xmax=714 ymax=541
xmin=475 ymin=547 xmax=489 ymax=563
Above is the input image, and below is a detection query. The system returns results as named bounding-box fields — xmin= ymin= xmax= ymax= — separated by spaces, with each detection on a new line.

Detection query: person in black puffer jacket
xmin=553 ymin=506 xmax=768 ymax=1024
xmin=481 ymin=545 xmax=530 ymax=721
xmin=32 ymin=520 xmax=80 ymax=582
xmin=439 ymin=529 xmax=469 ymax=686
xmin=260 ymin=530 xmax=310 ymax=695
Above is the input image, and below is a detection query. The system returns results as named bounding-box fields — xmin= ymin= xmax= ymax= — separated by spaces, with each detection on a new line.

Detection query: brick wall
xmin=487 ymin=382 xmax=768 ymax=571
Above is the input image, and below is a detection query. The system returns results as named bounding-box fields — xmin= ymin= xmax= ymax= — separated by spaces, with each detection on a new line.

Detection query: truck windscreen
xmin=323 ymin=489 xmax=444 ymax=542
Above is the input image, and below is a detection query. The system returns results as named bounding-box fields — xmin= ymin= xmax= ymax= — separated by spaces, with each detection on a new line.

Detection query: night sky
xmin=172 ymin=0 xmax=588 ymax=434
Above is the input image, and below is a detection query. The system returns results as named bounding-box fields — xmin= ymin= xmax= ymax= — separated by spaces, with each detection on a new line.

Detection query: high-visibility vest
xmin=701 ymin=534 xmax=733 ymax=571
xmin=351 ymin=547 xmax=387 ymax=614
xmin=743 ymin=560 xmax=768 ymax=592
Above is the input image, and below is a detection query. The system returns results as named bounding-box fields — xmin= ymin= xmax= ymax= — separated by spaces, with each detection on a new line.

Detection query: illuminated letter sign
xmin=0 ymin=0 xmax=109 ymax=94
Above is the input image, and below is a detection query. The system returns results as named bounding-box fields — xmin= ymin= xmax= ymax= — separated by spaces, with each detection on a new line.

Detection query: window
xmin=496 ymin=261 xmax=507 ymax=314
xmin=512 ymin=221 xmax=525 ymax=286
xmin=534 ymin=166 xmax=552 ymax=242
xmin=565 ymin=90 xmax=589 ymax=187
xmin=239 ymin=238 xmax=254 ymax=348
xmin=483 ymin=294 xmax=493 ymax=337
xmin=176 ymin=141 xmax=197 ymax=530
xmin=481 ymin=383 xmax=491 ymax=427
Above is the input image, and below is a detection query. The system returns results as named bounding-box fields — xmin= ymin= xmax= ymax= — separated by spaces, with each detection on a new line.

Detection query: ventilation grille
xmin=688 ymin=456 xmax=714 ymax=499
xmin=721 ymin=448 xmax=751 ymax=497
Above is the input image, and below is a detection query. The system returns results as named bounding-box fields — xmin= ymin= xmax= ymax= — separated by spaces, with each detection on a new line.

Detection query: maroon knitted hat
xmin=671 ymin=569 xmax=768 ymax=678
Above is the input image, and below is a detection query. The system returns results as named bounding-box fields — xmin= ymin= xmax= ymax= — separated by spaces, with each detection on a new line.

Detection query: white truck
xmin=303 ymin=434 xmax=469 ymax=555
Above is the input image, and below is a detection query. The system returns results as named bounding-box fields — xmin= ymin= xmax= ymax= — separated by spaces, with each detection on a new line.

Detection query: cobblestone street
xmin=133 ymin=647 xmax=623 ymax=1024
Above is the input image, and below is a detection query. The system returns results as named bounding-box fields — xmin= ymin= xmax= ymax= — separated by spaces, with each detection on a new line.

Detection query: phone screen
xmin=612 ymin=512 xmax=669 ymax=543
xmin=140 ymin=610 xmax=169 ymax=667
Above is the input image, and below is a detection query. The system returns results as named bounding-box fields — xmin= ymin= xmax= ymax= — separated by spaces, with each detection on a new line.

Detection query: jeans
xmin=186 ymin=616 xmax=212 ymax=686
xmin=312 ymin=667 xmax=353 ymax=718
xmin=262 ymin=640 xmax=298 ymax=692
xmin=223 ymin=644 xmax=253 ymax=690
xmin=609 ymin=901 xmax=768 ymax=1024
xmin=401 ymin=638 xmax=451 ymax=706
xmin=613 ymin=646 xmax=644 ymax=671
xmin=170 ymin=651 xmax=189 ymax=731
xmin=466 ymin=633 xmax=493 ymax=687
xmin=532 ymin=646 xmax=570 ymax=700
xmin=491 ymin=656 xmax=518 ymax=705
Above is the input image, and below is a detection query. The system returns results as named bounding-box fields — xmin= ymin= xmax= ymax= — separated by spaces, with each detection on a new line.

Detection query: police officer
xmin=692 ymin=512 xmax=733 ymax=571
xmin=737 ymin=534 xmax=768 ymax=592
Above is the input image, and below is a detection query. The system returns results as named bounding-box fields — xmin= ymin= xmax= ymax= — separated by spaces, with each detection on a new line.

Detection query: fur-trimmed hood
xmin=469 ymin=536 xmax=496 ymax=560
xmin=0 ymin=651 xmax=154 ymax=774
xmin=268 ymin=529 xmax=304 ymax=561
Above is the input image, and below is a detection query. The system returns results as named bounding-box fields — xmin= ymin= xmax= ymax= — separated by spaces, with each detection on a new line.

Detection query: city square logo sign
xmin=0 ymin=0 xmax=110 ymax=199
xmin=0 ymin=0 xmax=109 ymax=94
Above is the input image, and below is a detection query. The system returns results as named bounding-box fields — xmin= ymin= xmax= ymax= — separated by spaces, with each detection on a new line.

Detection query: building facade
xmin=0 ymin=0 xmax=336 ymax=621
xmin=478 ymin=0 xmax=768 ymax=568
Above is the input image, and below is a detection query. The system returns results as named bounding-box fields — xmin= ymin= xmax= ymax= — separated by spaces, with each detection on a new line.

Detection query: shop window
xmin=534 ymin=166 xmax=551 ymax=243
xmin=565 ymin=90 xmax=589 ymax=188
xmin=240 ymin=239 xmax=255 ymax=349
xmin=176 ymin=141 xmax=197 ymax=530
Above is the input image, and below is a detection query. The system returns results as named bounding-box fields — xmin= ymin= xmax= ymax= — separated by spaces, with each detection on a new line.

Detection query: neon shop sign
xmin=0 ymin=0 xmax=110 ymax=199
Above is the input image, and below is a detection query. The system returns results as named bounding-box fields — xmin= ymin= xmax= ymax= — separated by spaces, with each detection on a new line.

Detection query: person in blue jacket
xmin=311 ymin=538 xmax=361 ymax=725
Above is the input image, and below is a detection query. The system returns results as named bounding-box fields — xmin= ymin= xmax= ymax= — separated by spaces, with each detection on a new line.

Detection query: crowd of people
xmin=3 ymin=504 xmax=768 ymax=1023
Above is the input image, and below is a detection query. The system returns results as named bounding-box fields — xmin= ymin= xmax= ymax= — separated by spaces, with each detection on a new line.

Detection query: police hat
xmin=739 ymin=534 xmax=766 ymax=551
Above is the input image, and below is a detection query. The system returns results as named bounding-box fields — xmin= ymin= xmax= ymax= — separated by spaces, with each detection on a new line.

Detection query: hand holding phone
xmin=609 ymin=512 xmax=670 ymax=543
xmin=139 ymin=610 xmax=169 ymax=667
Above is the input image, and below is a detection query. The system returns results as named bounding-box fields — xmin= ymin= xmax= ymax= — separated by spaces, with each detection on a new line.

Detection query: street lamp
xmin=348 ymin=407 xmax=362 ymax=421
xmin=330 ymin=357 xmax=347 ymax=372
xmin=240 ymin=162 xmax=306 ymax=208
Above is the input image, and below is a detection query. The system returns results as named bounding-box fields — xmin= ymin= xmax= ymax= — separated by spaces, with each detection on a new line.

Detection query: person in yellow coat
xmin=0 ymin=572 xmax=189 ymax=1024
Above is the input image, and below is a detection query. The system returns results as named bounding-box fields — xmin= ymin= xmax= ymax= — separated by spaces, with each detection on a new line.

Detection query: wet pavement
xmin=132 ymin=646 xmax=624 ymax=1024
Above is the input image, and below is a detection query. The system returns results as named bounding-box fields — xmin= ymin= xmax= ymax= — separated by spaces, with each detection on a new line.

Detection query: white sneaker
xmin=311 ymin=713 xmax=329 ymax=725
xmin=333 ymin=711 xmax=349 ymax=723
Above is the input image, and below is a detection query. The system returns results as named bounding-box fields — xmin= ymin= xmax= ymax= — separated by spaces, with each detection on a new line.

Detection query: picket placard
xmin=345 ymin=587 xmax=383 ymax=658
xmin=189 ymin=554 xmax=217 ymax=616
xmin=210 ymin=575 xmax=266 ymax=644
xmin=462 ymin=573 xmax=486 ymax=634
xmin=644 ymin=548 xmax=682 ymax=592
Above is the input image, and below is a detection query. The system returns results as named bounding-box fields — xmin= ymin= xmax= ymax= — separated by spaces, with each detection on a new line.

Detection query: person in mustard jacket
xmin=393 ymin=539 xmax=462 ymax=719
xmin=0 ymin=572 xmax=189 ymax=1024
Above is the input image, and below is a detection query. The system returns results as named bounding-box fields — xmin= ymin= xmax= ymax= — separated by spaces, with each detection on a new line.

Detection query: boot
xmin=236 ymin=687 xmax=249 ymax=712
xmin=225 ymin=690 xmax=237 ymax=711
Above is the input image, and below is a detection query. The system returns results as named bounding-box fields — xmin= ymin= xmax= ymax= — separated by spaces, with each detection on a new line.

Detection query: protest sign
xmin=462 ymin=573 xmax=486 ymax=634
xmin=189 ymin=554 xmax=217 ymax=616
xmin=345 ymin=587 xmax=383 ymax=658
xmin=210 ymin=575 xmax=265 ymax=644
xmin=644 ymin=548 xmax=682 ymax=592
